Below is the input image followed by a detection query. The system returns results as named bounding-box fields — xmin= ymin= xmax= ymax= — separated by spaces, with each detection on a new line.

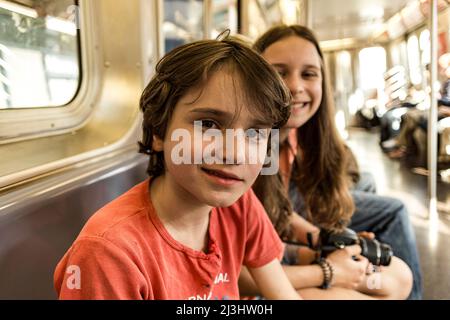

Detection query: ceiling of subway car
xmin=310 ymin=0 xmax=416 ymax=41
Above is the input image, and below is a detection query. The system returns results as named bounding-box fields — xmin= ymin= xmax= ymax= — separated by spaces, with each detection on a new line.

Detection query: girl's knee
xmin=386 ymin=257 xmax=413 ymax=299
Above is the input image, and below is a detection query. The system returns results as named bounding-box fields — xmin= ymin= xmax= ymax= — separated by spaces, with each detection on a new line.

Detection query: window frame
xmin=0 ymin=0 xmax=100 ymax=144
xmin=0 ymin=0 xmax=155 ymax=190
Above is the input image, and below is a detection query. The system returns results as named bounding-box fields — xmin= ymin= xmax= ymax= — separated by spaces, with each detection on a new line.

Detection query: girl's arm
xmin=289 ymin=213 xmax=321 ymax=265
xmin=290 ymin=213 xmax=320 ymax=247
xmin=240 ymin=245 xmax=369 ymax=294
xmin=246 ymin=259 xmax=302 ymax=300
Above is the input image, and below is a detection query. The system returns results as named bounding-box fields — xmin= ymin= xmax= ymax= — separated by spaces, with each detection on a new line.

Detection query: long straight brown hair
xmin=254 ymin=25 xmax=354 ymax=232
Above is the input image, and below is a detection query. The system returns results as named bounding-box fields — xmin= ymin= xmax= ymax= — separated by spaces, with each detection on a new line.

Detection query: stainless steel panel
xmin=0 ymin=152 xmax=148 ymax=299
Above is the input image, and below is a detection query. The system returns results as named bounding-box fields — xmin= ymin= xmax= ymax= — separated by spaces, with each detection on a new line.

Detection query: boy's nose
xmin=223 ymin=131 xmax=245 ymax=165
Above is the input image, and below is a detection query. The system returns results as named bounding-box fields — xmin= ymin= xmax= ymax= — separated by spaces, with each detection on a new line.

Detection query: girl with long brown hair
xmin=246 ymin=25 xmax=421 ymax=299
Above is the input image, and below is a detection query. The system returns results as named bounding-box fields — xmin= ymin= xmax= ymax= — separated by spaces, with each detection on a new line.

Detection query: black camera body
xmin=319 ymin=228 xmax=393 ymax=266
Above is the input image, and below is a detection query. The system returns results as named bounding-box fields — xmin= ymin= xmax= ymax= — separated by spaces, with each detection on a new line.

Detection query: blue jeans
xmin=353 ymin=171 xmax=377 ymax=194
xmin=288 ymin=180 xmax=422 ymax=299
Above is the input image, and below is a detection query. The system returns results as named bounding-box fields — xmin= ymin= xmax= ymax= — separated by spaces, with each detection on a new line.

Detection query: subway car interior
xmin=0 ymin=0 xmax=449 ymax=300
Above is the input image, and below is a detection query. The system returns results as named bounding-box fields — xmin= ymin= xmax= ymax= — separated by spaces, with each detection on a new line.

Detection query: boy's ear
xmin=152 ymin=135 xmax=164 ymax=152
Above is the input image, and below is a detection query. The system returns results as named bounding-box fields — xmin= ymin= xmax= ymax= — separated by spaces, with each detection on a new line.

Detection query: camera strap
xmin=281 ymin=232 xmax=319 ymax=251
xmin=306 ymin=232 xmax=314 ymax=249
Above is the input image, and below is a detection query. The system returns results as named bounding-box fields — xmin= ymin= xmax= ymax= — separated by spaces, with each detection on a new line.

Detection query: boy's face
xmin=153 ymin=69 xmax=271 ymax=208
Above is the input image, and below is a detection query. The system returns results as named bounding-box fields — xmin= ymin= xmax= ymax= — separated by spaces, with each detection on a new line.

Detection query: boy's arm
xmin=238 ymin=265 xmax=260 ymax=297
xmin=247 ymin=259 xmax=302 ymax=300
xmin=240 ymin=263 xmax=324 ymax=295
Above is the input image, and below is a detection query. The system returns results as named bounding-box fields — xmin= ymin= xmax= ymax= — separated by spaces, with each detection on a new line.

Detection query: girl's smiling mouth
xmin=291 ymin=101 xmax=310 ymax=109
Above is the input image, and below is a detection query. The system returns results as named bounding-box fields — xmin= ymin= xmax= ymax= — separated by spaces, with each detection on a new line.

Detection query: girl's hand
xmin=326 ymin=245 xmax=369 ymax=289
xmin=296 ymin=246 xmax=317 ymax=265
xmin=357 ymin=231 xmax=375 ymax=240
xmin=290 ymin=212 xmax=320 ymax=247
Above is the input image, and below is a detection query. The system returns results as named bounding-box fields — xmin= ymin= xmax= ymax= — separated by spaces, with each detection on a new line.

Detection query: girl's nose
xmin=287 ymin=75 xmax=305 ymax=95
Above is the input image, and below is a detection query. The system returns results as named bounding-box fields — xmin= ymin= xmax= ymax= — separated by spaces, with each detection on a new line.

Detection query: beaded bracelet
xmin=317 ymin=258 xmax=334 ymax=289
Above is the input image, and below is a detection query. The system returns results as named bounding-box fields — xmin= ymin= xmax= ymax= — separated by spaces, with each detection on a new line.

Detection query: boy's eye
xmin=246 ymin=129 xmax=269 ymax=140
xmin=200 ymin=120 xmax=219 ymax=130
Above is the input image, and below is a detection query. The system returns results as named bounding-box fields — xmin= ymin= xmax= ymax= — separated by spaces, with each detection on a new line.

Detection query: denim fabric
xmin=353 ymin=171 xmax=377 ymax=194
xmin=288 ymin=179 xmax=422 ymax=300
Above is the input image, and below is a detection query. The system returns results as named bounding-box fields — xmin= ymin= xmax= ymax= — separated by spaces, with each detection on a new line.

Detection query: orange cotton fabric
xmin=54 ymin=179 xmax=283 ymax=300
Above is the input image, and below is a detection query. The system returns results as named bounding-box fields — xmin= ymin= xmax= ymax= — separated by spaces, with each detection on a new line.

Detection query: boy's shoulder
xmin=76 ymin=179 xmax=152 ymax=242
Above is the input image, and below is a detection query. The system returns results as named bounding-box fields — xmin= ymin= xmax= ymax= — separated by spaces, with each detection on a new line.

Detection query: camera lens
xmin=379 ymin=242 xmax=393 ymax=266
xmin=359 ymin=237 xmax=393 ymax=266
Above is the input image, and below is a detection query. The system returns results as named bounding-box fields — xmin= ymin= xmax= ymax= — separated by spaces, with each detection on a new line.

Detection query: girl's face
xmin=153 ymin=69 xmax=270 ymax=208
xmin=262 ymin=36 xmax=323 ymax=129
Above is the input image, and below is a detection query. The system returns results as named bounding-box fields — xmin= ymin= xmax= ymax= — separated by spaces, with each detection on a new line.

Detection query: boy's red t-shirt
xmin=54 ymin=179 xmax=283 ymax=300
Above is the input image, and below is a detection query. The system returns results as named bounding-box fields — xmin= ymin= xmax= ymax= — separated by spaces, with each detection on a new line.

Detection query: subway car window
xmin=400 ymin=40 xmax=409 ymax=69
xmin=247 ymin=0 xmax=268 ymax=39
xmin=407 ymin=34 xmax=422 ymax=85
xmin=335 ymin=50 xmax=354 ymax=137
xmin=0 ymin=0 xmax=80 ymax=109
xmin=210 ymin=0 xmax=237 ymax=38
xmin=389 ymin=42 xmax=402 ymax=67
xmin=358 ymin=46 xmax=387 ymax=91
xmin=163 ymin=0 xmax=204 ymax=53
xmin=247 ymin=0 xmax=305 ymax=38
xmin=258 ymin=0 xmax=281 ymax=22
xmin=420 ymin=29 xmax=431 ymax=66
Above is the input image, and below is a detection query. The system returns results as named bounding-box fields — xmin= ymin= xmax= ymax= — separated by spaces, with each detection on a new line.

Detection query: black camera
xmin=318 ymin=228 xmax=393 ymax=266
